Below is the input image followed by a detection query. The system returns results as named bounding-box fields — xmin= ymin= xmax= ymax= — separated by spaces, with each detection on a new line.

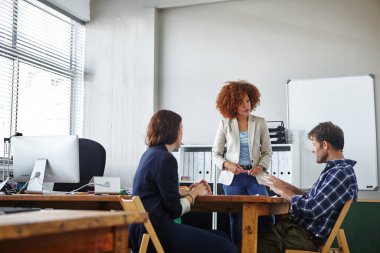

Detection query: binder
xmin=194 ymin=152 xmax=205 ymax=182
xmin=271 ymin=152 xmax=279 ymax=177
xmin=278 ymin=151 xmax=292 ymax=183
xmin=204 ymin=151 xmax=212 ymax=182
xmin=188 ymin=152 xmax=194 ymax=182
xmin=182 ymin=152 xmax=189 ymax=181
xmin=267 ymin=158 xmax=273 ymax=175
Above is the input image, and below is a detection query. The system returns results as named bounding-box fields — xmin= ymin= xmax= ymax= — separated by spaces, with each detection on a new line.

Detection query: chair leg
xmin=139 ymin=233 xmax=150 ymax=253
xmin=336 ymin=229 xmax=349 ymax=253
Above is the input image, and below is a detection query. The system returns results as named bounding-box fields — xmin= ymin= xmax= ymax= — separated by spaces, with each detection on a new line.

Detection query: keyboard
xmin=0 ymin=207 xmax=41 ymax=215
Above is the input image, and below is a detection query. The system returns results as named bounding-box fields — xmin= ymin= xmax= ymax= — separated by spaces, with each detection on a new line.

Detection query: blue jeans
xmin=223 ymin=173 xmax=275 ymax=245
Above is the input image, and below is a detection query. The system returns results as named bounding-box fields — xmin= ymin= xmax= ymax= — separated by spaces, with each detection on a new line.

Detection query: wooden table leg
xmin=241 ymin=203 xmax=258 ymax=253
xmin=113 ymin=226 xmax=128 ymax=253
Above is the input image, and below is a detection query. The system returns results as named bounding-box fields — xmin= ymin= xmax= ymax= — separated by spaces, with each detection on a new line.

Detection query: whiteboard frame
xmin=287 ymin=74 xmax=378 ymax=191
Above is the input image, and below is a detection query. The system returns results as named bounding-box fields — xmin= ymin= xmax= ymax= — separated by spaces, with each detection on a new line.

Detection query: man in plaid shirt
xmin=258 ymin=122 xmax=358 ymax=253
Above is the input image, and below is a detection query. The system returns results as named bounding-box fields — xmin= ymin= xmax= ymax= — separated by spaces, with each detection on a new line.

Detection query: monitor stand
xmin=0 ymin=177 xmax=10 ymax=191
xmin=26 ymin=159 xmax=47 ymax=194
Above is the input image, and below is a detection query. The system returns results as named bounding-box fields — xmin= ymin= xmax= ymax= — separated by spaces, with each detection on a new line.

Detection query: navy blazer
xmin=130 ymin=144 xmax=182 ymax=252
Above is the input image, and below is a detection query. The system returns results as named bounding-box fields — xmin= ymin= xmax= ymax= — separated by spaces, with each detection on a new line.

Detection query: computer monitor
xmin=12 ymin=135 xmax=80 ymax=193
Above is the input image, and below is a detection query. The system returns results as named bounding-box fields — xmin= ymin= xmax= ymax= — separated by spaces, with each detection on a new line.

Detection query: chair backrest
xmin=54 ymin=138 xmax=106 ymax=192
xmin=119 ymin=195 xmax=165 ymax=253
xmin=320 ymin=199 xmax=353 ymax=253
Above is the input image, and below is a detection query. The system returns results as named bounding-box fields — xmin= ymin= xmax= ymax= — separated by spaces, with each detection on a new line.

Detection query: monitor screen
xmin=12 ymin=135 xmax=80 ymax=187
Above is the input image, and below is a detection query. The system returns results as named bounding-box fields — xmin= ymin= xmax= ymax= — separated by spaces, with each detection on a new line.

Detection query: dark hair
xmin=216 ymin=80 xmax=261 ymax=119
xmin=146 ymin=110 xmax=182 ymax=147
xmin=308 ymin=122 xmax=344 ymax=151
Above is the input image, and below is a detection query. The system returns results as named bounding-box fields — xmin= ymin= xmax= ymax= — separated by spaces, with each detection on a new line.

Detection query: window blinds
xmin=0 ymin=0 xmax=84 ymax=159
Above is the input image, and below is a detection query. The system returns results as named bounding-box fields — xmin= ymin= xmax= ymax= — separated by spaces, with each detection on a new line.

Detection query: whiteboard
xmin=287 ymin=75 xmax=378 ymax=190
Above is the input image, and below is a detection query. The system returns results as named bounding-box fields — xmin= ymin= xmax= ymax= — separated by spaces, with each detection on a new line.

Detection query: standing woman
xmin=212 ymin=81 xmax=273 ymax=246
xmin=130 ymin=110 xmax=237 ymax=253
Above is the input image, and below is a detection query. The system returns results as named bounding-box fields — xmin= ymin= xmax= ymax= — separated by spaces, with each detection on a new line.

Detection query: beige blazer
xmin=212 ymin=115 xmax=272 ymax=186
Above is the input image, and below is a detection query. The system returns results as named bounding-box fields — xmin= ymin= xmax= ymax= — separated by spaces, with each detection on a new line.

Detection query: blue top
xmin=290 ymin=159 xmax=358 ymax=242
xmin=238 ymin=131 xmax=251 ymax=166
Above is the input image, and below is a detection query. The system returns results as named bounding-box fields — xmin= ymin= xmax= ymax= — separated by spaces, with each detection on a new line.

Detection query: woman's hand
xmin=248 ymin=165 xmax=264 ymax=176
xmin=223 ymin=161 xmax=242 ymax=174
xmin=189 ymin=180 xmax=212 ymax=196
xmin=179 ymin=186 xmax=190 ymax=196
xmin=198 ymin=179 xmax=212 ymax=195
xmin=190 ymin=183 xmax=209 ymax=197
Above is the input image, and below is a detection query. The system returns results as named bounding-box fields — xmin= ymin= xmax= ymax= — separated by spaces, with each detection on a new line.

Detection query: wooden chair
xmin=286 ymin=199 xmax=353 ymax=253
xmin=118 ymin=195 xmax=165 ymax=253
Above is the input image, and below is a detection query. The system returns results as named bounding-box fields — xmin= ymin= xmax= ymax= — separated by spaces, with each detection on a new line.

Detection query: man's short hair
xmin=308 ymin=122 xmax=344 ymax=151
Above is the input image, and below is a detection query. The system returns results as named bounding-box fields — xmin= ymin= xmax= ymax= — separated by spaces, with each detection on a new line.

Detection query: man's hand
xmin=258 ymin=173 xmax=305 ymax=202
xmin=260 ymin=173 xmax=285 ymax=194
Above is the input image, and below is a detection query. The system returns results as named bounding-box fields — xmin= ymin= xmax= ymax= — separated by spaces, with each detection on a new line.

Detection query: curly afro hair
xmin=216 ymin=80 xmax=261 ymax=119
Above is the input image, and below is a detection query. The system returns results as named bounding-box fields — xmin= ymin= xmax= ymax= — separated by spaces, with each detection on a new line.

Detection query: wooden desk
xmin=195 ymin=195 xmax=289 ymax=253
xmin=0 ymin=209 xmax=147 ymax=253
xmin=1 ymin=194 xmax=289 ymax=253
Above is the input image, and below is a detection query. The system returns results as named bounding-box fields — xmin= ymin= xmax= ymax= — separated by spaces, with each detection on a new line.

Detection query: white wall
xmin=159 ymin=0 xmax=380 ymax=144
xmin=86 ymin=0 xmax=380 ymax=199
xmin=85 ymin=1 xmax=157 ymax=187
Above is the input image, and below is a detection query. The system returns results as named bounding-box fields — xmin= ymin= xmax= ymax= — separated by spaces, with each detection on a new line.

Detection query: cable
xmin=89 ymin=182 xmax=111 ymax=188
xmin=16 ymin=175 xmax=38 ymax=194
xmin=13 ymin=178 xmax=112 ymax=195
xmin=68 ymin=181 xmax=93 ymax=193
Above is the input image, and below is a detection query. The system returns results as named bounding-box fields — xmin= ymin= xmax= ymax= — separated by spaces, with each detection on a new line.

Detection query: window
xmin=0 ymin=0 xmax=84 ymax=159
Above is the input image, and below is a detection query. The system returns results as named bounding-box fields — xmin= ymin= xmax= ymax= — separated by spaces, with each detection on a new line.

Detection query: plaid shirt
xmin=290 ymin=159 xmax=358 ymax=242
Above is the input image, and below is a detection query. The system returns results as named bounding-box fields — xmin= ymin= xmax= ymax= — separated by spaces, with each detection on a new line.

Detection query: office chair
xmin=53 ymin=138 xmax=106 ymax=192
xmin=286 ymin=199 xmax=353 ymax=253
xmin=119 ymin=195 xmax=165 ymax=253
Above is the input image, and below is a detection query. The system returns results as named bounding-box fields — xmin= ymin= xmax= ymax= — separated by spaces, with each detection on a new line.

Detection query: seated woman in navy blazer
xmin=129 ymin=110 xmax=237 ymax=253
